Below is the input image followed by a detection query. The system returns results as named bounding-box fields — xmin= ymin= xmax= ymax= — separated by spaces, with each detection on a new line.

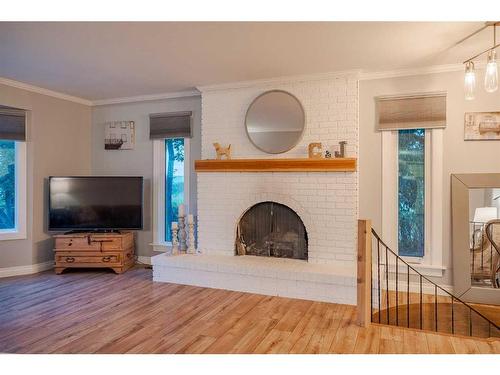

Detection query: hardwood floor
xmin=0 ymin=267 xmax=498 ymax=354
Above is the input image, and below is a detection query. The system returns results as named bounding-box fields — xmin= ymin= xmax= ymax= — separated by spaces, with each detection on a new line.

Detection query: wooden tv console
xmin=53 ymin=231 xmax=135 ymax=274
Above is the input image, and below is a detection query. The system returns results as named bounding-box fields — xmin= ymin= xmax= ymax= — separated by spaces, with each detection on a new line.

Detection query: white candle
xmin=178 ymin=204 xmax=185 ymax=217
xmin=171 ymin=221 xmax=178 ymax=229
xmin=188 ymin=214 xmax=194 ymax=224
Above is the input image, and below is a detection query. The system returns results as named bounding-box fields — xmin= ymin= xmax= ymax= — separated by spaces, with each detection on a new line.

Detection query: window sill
xmin=387 ymin=262 xmax=446 ymax=278
xmin=0 ymin=230 xmax=27 ymax=241
xmin=150 ymin=242 xmax=171 ymax=252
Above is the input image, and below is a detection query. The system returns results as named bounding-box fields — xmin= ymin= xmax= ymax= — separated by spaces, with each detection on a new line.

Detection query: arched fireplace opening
xmin=235 ymin=201 xmax=308 ymax=260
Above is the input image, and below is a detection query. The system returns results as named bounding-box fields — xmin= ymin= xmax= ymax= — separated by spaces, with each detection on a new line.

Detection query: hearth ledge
xmin=151 ymin=254 xmax=357 ymax=305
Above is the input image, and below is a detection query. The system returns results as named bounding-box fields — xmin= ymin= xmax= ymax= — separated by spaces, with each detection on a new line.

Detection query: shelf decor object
xmin=195 ymin=157 xmax=356 ymax=173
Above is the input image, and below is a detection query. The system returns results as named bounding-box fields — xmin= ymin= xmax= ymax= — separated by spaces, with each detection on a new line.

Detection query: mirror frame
xmin=451 ymin=173 xmax=500 ymax=304
xmin=244 ymin=90 xmax=306 ymax=154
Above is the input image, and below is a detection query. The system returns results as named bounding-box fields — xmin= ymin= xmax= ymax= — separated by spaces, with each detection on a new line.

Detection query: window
xmin=152 ymin=137 xmax=190 ymax=249
xmin=382 ymin=128 xmax=443 ymax=275
xmin=398 ymin=129 xmax=425 ymax=257
xmin=0 ymin=140 xmax=26 ymax=240
xmin=0 ymin=140 xmax=15 ymax=230
xmin=165 ymin=138 xmax=185 ymax=242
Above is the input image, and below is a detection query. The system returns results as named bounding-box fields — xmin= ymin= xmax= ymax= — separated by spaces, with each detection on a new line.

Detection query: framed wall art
xmin=464 ymin=112 xmax=500 ymax=140
xmin=104 ymin=121 xmax=135 ymax=150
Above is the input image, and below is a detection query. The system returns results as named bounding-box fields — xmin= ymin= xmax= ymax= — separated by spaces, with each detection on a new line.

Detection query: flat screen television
xmin=48 ymin=176 xmax=143 ymax=231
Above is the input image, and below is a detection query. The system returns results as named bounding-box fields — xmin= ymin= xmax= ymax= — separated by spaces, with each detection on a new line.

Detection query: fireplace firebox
xmin=235 ymin=201 xmax=308 ymax=260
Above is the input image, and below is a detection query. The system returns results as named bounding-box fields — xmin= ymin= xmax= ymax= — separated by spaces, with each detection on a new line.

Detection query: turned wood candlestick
xmin=178 ymin=216 xmax=187 ymax=252
xmin=171 ymin=224 xmax=179 ymax=255
xmin=188 ymin=222 xmax=196 ymax=254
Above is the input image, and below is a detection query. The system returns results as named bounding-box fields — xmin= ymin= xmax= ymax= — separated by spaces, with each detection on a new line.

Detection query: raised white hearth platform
xmin=152 ymin=254 xmax=357 ymax=305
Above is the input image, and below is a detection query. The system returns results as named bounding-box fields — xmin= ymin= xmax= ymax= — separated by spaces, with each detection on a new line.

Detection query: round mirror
xmin=245 ymin=90 xmax=305 ymax=154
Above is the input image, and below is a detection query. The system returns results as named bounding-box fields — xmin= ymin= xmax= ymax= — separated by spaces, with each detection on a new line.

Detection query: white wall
xmin=359 ymin=69 xmax=500 ymax=284
xmin=0 ymin=83 xmax=91 ymax=268
xmin=91 ymin=96 xmax=201 ymax=257
xmin=198 ymin=75 xmax=359 ymax=265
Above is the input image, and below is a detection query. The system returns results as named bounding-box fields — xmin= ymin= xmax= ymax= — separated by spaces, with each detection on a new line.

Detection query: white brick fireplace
xmin=152 ymin=73 xmax=359 ymax=304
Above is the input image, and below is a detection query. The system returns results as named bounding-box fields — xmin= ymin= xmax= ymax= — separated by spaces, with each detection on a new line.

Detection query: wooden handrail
xmin=357 ymin=219 xmax=372 ymax=327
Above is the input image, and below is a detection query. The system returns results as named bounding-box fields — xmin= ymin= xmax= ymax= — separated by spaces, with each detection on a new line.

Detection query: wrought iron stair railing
xmin=357 ymin=220 xmax=499 ymax=339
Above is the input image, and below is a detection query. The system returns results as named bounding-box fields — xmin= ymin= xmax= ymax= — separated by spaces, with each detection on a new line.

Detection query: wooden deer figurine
xmin=213 ymin=142 xmax=232 ymax=160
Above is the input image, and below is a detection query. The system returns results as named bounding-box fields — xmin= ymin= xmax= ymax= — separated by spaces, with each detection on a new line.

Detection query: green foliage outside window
xmin=0 ymin=140 xmax=15 ymax=230
xmin=165 ymin=138 xmax=185 ymax=242
xmin=398 ymin=129 xmax=425 ymax=257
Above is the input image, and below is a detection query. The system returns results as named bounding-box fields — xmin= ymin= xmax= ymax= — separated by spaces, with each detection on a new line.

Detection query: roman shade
xmin=0 ymin=106 xmax=26 ymax=141
xmin=149 ymin=111 xmax=192 ymax=139
xmin=376 ymin=93 xmax=446 ymax=131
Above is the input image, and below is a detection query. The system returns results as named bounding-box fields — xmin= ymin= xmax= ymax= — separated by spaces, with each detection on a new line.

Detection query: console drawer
xmin=55 ymin=237 xmax=100 ymax=251
xmin=55 ymin=252 xmax=121 ymax=266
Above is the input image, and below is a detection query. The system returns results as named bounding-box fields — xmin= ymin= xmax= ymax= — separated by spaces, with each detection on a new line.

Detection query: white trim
xmin=152 ymin=139 xmax=166 ymax=247
xmin=0 ymin=76 xmax=92 ymax=106
xmin=137 ymin=256 xmax=151 ymax=265
xmin=381 ymin=131 xmax=398 ymax=251
xmin=385 ymin=262 xmax=447 ymax=278
xmin=0 ymin=261 xmax=53 ymax=278
xmin=360 ymin=63 xmax=465 ymax=81
xmin=92 ymin=90 xmax=201 ymax=106
xmin=197 ymin=70 xmax=361 ymax=92
xmin=0 ymin=141 xmax=27 ymax=241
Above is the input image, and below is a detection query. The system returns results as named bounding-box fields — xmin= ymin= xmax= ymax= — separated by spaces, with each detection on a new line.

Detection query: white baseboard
xmin=0 ymin=261 xmax=54 ymax=278
xmin=137 ymin=256 xmax=151 ymax=265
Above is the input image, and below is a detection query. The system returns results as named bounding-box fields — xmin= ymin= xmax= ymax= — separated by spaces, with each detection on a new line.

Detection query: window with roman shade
xmin=150 ymin=111 xmax=193 ymax=249
xmin=376 ymin=93 xmax=446 ymax=131
xmin=149 ymin=111 xmax=192 ymax=139
xmin=379 ymin=92 xmax=445 ymax=271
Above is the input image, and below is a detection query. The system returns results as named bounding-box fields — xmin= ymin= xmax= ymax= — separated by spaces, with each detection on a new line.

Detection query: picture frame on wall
xmin=104 ymin=121 xmax=135 ymax=150
xmin=464 ymin=112 xmax=500 ymax=140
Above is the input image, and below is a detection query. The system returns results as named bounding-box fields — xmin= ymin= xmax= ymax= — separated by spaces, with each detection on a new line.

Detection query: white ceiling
xmin=0 ymin=22 xmax=494 ymax=101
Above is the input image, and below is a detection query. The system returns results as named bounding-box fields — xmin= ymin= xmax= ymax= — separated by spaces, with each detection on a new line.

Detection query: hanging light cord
xmin=463 ymin=23 xmax=499 ymax=64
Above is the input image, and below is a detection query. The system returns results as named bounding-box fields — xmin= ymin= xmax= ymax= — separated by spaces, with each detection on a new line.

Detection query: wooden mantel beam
xmin=194 ymin=158 xmax=357 ymax=172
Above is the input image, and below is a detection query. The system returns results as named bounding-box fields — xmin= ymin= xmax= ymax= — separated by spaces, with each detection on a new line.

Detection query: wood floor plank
xmin=425 ymin=333 xmax=455 ymax=354
xmin=0 ymin=267 xmax=497 ymax=354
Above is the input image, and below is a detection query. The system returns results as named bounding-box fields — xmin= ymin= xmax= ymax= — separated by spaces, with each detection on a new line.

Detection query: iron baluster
xmin=377 ymin=239 xmax=381 ymax=323
xmin=451 ymin=296 xmax=454 ymax=335
xmin=434 ymin=284 xmax=438 ymax=332
xmin=385 ymin=245 xmax=389 ymax=325
xmin=419 ymin=275 xmax=423 ymax=330
xmin=395 ymin=257 xmax=399 ymax=326
xmin=407 ymin=264 xmax=410 ymax=328
xmin=469 ymin=308 xmax=473 ymax=336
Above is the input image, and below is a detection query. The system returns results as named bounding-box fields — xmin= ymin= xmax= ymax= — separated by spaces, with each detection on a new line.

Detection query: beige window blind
xmin=149 ymin=111 xmax=192 ymax=139
xmin=376 ymin=93 xmax=446 ymax=131
xmin=0 ymin=106 xmax=26 ymax=141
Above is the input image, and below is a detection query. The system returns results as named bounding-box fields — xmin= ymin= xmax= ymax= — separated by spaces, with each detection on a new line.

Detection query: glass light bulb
xmin=484 ymin=50 xmax=498 ymax=93
xmin=464 ymin=63 xmax=476 ymax=100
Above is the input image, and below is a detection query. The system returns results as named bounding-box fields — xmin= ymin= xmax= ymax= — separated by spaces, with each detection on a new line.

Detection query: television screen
xmin=48 ymin=176 xmax=143 ymax=231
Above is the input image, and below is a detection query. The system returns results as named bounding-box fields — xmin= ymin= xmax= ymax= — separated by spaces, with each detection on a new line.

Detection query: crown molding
xmin=359 ymin=63 xmax=468 ymax=81
xmin=91 ymin=90 xmax=201 ymax=106
xmin=197 ymin=70 xmax=361 ymax=92
xmin=0 ymin=76 xmax=92 ymax=106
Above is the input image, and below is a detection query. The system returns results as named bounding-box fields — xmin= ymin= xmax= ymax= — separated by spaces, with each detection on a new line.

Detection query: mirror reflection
xmin=469 ymin=188 xmax=500 ymax=289
xmin=245 ymin=90 xmax=305 ymax=154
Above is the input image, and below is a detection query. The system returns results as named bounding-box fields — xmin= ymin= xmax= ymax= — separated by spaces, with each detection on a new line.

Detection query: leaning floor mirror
xmin=451 ymin=173 xmax=500 ymax=304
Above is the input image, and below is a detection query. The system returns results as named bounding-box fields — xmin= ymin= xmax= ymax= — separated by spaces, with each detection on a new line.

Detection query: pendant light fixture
xmin=484 ymin=49 xmax=498 ymax=92
xmin=463 ymin=22 xmax=500 ymax=99
xmin=464 ymin=61 xmax=476 ymax=100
